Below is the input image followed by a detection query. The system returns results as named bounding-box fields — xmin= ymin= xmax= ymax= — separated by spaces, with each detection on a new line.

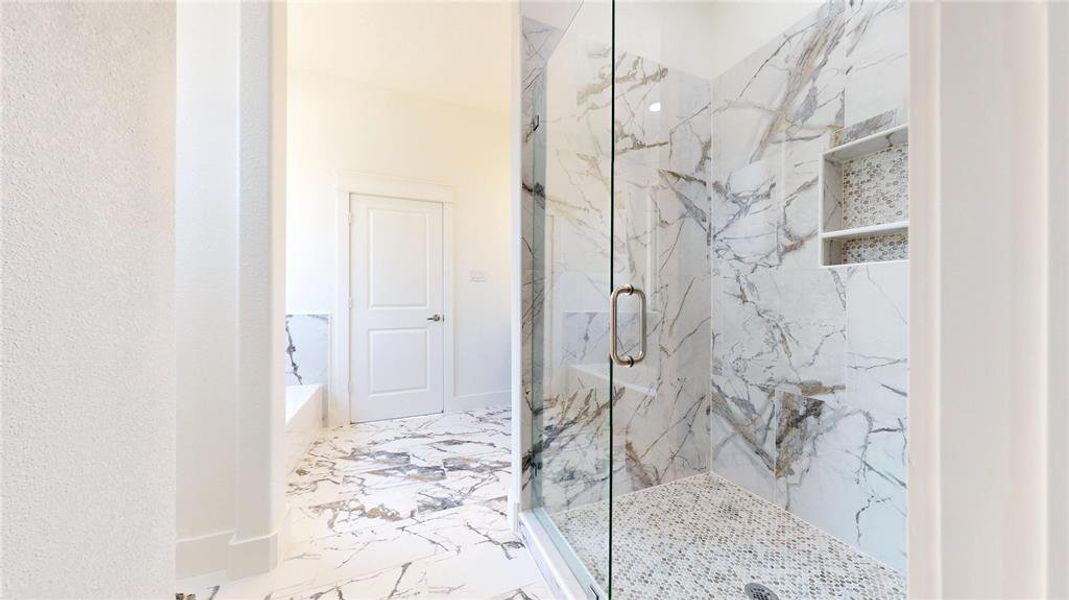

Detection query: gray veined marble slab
xmin=711 ymin=1 xmax=846 ymax=175
xmin=711 ymin=266 xmax=848 ymax=401
xmin=707 ymin=0 xmax=908 ymax=573
xmin=843 ymin=0 xmax=909 ymax=128
xmin=521 ymin=17 xmax=565 ymax=92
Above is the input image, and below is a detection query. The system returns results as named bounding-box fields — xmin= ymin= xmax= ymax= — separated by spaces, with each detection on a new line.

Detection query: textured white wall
xmin=176 ymin=1 xmax=240 ymax=578
xmin=287 ymin=70 xmax=512 ymax=410
xmin=0 ymin=3 xmax=176 ymax=597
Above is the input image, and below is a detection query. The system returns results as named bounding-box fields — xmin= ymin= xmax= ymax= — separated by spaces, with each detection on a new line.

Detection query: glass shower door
xmin=606 ymin=6 xmax=715 ymax=596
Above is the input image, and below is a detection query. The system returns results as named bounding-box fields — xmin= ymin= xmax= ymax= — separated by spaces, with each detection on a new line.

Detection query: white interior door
xmin=351 ymin=194 xmax=445 ymax=423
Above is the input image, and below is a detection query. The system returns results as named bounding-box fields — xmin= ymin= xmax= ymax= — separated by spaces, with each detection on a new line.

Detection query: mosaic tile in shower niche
xmin=841 ymin=144 xmax=909 ymax=229
xmin=841 ymin=232 xmax=908 ymax=264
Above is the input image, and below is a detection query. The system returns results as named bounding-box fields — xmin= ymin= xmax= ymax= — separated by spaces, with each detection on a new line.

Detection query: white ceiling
xmin=288 ymin=1 xmax=513 ymax=113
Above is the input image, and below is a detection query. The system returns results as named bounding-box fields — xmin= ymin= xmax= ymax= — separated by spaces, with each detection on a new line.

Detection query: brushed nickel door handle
xmin=427 ymin=314 xmax=443 ymax=322
xmin=609 ymin=285 xmax=646 ymax=367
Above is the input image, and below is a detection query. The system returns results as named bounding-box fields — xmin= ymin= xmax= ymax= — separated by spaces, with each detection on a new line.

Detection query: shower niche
xmin=820 ymin=124 xmax=909 ymax=266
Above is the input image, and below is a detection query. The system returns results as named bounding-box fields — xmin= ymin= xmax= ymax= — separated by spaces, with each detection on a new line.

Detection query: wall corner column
xmin=231 ymin=0 xmax=288 ymax=579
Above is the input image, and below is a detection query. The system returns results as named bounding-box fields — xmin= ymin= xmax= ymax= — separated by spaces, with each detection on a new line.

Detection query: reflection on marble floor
xmin=555 ymin=473 xmax=905 ymax=600
xmin=188 ymin=409 xmax=551 ymax=600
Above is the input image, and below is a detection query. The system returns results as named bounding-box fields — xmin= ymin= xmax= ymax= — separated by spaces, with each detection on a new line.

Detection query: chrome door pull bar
xmin=609 ymin=284 xmax=647 ymax=367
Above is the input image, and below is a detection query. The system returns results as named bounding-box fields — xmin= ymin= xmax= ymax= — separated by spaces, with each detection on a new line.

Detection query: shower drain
xmin=744 ymin=583 xmax=780 ymax=600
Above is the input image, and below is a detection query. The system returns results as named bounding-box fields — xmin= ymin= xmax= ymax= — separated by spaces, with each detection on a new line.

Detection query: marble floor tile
xmin=183 ymin=409 xmax=549 ymax=600
xmin=288 ymin=468 xmax=512 ymax=540
xmin=489 ymin=580 xmax=556 ymax=600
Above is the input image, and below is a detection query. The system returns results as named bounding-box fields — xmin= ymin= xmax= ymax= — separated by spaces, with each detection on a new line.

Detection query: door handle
xmin=427 ymin=314 xmax=443 ymax=322
xmin=609 ymin=285 xmax=646 ymax=367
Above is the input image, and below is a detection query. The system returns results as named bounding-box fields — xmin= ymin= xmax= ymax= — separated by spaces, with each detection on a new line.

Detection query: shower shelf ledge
xmin=821 ymin=220 xmax=908 ymax=240
xmin=822 ymin=258 xmax=909 ymax=270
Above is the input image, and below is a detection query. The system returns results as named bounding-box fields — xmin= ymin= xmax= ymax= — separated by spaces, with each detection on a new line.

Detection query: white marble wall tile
xmin=711 ymin=2 xmax=846 ymax=174
xmin=537 ymin=370 xmax=611 ymax=511
xmin=710 ymin=157 xmax=782 ymax=274
xmin=773 ymin=389 xmax=906 ymax=572
xmin=844 ymin=0 xmax=909 ymax=128
xmin=846 ymin=262 xmax=907 ymax=415
xmin=781 ymin=133 xmax=836 ymax=268
xmin=521 ymin=17 xmax=565 ymax=91
xmin=710 ymin=373 xmax=777 ymax=502
xmin=709 ymin=0 xmax=907 ymax=573
xmin=843 ymin=262 xmax=908 ymax=570
xmin=712 ymin=268 xmax=847 ymax=401
xmin=560 ymin=311 xmax=610 ymax=367
xmin=748 ymin=263 xmax=907 ymax=572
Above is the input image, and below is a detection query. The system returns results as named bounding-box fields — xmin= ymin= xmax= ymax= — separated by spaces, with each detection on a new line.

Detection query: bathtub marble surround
xmin=285 ymin=313 xmax=329 ymax=386
xmin=185 ymin=408 xmax=546 ymax=600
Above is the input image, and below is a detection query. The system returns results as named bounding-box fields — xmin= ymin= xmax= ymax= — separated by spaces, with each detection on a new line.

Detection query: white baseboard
xmin=448 ymin=389 xmax=510 ymax=412
xmin=228 ymin=528 xmax=281 ymax=579
xmin=176 ymin=529 xmax=233 ymax=579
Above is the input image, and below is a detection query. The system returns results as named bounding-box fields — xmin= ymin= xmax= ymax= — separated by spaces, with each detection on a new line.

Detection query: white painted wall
xmin=909 ymin=2 xmax=1067 ymax=597
xmin=287 ymin=69 xmax=512 ymax=413
xmin=289 ymin=1 xmax=512 ymax=113
xmin=176 ymin=2 xmax=241 ymax=579
xmin=0 ymin=3 xmax=176 ymax=597
xmin=1048 ymin=4 xmax=1069 ymax=597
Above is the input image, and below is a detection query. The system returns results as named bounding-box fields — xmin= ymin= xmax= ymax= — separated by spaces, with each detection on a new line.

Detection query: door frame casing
xmin=334 ymin=171 xmax=455 ymax=426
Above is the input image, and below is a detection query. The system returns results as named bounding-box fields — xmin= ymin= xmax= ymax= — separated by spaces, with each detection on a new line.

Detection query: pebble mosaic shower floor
xmin=554 ymin=473 xmax=906 ymax=600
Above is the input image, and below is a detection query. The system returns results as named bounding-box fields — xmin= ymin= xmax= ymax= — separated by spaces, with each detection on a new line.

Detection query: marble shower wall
xmin=708 ymin=0 xmax=908 ymax=571
xmin=286 ymin=313 xmax=330 ymax=386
